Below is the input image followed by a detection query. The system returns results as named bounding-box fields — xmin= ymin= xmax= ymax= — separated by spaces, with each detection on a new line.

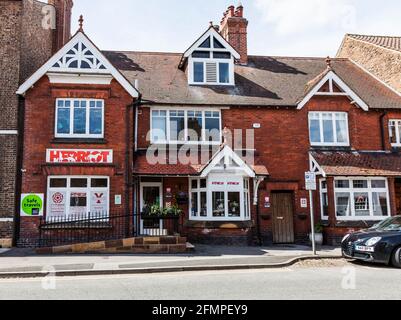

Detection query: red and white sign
xmin=48 ymin=191 xmax=66 ymax=217
xmin=46 ymin=149 xmax=113 ymax=164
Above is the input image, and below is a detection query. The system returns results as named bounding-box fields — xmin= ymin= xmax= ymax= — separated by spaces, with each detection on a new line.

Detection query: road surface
xmin=0 ymin=261 xmax=399 ymax=300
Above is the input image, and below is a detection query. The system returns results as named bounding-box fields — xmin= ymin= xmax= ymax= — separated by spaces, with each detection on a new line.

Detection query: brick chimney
xmin=220 ymin=3 xmax=248 ymax=65
xmin=48 ymin=0 xmax=74 ymax=53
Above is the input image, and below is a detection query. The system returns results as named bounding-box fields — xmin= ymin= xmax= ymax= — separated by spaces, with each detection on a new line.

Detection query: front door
xmin=140 ymin=183 xmax=164 ymax=235
xmin=271 ymin=192 xmax=295 ymax=244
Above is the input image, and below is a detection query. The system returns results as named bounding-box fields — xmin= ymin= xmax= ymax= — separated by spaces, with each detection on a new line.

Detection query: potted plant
xmin=309 ymin=222 xmax=324 ymax=246
xmin=162 ymin=204 xmax=183 ymax=218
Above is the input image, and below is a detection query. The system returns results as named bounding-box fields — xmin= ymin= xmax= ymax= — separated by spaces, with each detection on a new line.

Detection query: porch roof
xmin=311 ymin=151 xmax=401 ymax=177
xmin=133 ymin=149 xmax=269 ymax=177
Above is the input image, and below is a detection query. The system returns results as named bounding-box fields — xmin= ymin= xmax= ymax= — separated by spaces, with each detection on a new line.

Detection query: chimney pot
xmin=220 ymin=4 xmax=248 ymax=65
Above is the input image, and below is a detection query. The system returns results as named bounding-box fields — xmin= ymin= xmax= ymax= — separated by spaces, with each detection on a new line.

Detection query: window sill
xmin=335 ymin=220 xmax=382 ymax=228
xmin=52 ymin=138 xmax=108 ymax=144
xmin=185 ymin=220 xmax=253 ymax=229
xmin=310 ymin=145 xmax=351 ymax=151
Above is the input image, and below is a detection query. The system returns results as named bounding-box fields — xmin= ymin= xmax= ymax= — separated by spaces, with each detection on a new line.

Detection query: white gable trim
xmin=47 ymin=73 xmax=113 ymax=85
xmin=309 ymin=153 xmax=326 ymax=177
xmin=297 ymin=71 xmax=369 ymax=111
xmin=201 ymin=145 xmax=255 ymax=178
xmin=16 ymin=32 xmax=139 ymax=98
xmin=183 ymin=27 xmax=240 ymax=60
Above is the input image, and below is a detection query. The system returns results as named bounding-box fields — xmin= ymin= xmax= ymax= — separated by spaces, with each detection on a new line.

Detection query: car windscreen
xmin=371 ymin=217 xmax=401 ymax=231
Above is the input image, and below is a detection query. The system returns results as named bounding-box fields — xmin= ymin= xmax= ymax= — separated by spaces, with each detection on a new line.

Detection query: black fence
xmin=38 ymin=211 xmax=182 ymax=248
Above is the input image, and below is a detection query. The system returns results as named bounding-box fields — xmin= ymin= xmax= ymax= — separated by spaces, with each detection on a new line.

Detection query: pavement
xmin=0 ymin=244 xmax=341 ymax=278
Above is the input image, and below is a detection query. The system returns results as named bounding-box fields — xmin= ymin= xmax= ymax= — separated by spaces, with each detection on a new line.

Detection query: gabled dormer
xmin=180 ymin=25 xmax=240 ymax=86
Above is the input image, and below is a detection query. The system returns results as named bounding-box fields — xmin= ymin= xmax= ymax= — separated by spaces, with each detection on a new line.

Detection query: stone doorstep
xmin=0 ymin=239 xmax=12 ymax=249
xmin=35 ymin=236 xmax=189 ymax=255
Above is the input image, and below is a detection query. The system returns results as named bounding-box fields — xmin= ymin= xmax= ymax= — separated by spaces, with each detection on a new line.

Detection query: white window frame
xmin=150 ymin=107 xmax=222 ymax=145
xmin=320 ymin=179 xmax=329 ymax=220
xmin=332 ymin=177 xmax=390 ymax=221
xmin=187 ymin=35 xmax=235 ymax=86
xmin=55 ymin=98 xmax=105 ymax=139
xmin=46 ymin=176 xmax=110 ymax=220
xmin=189 ymin=175 xmax=251 ymax=222
xmin=389 ymin=119 xmax=401 ymax=147
xmin=308 ymin=112 xmax=350 ymax=147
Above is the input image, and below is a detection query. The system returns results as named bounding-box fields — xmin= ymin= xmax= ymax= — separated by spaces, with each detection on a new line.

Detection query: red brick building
xmin=0 ymin=0 xmax=73 ymax=247
xmin=16 ymin=4 xmax=401 ymax=247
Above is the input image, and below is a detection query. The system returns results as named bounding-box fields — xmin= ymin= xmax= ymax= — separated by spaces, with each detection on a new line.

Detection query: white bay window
xmin=190 ymin=176 xmax=251 ymax=221
xmin=320 ymin=177 xmax=390 ymax=221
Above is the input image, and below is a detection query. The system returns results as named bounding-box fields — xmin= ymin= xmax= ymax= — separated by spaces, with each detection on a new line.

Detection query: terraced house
xmin=13 ymin=3 xmax=401 ymax=248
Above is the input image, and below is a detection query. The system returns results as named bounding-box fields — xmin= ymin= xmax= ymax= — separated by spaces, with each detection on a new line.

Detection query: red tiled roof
xmin=103 ymin=51 xmax=401 ymax=109
xmin=311 ymin=151 xmax=401 ymax=176
xmin=133 ymin=149 xmax=268 ymax=176
xmin=348 ymin=34 xmax=401 ymax=52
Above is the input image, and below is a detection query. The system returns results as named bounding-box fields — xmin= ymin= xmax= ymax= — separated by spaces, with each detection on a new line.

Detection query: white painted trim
xmin=47 ymin=73 xmax=113 ymax=85
xmin=309 ymin=153 xmax=326 ymax=177
xmin=16 ymin=32 xmax=139 ymax=98
xmin=0 ymin=218 xmax=14 ymax=222
xmin=139 ymin=182 xmax=164 ymax=235
xmin=200 ymin=145 xmax=255 ymax=178
xmin=0 ymin=130 xmax=18 ymax=135
xmin=348 ymin=59 xmax=401 ymax=98
xmin=319 ymin=179 xmax=329 ymax=220
xmin=297 ymin=71 xmax=369 ymax=111
xmin=183 ymin=28 xmax=240 ymax=60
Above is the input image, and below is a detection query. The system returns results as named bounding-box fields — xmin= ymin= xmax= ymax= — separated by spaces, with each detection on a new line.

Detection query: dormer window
xmin=181 ymin=27 xmax=240 ymax=86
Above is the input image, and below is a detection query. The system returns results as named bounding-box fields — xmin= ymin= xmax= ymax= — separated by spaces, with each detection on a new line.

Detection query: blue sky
xmin=71 ymin=0 xmax=401 ymax=57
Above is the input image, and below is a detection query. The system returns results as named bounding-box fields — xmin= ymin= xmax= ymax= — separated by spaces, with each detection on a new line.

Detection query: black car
xmin=342 ymin=216 xmax=401 ymax=268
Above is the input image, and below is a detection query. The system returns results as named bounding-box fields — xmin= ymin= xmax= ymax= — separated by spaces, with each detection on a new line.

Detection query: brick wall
xmin=0 ymin=0 xmax=56 ymax=245
xmin=20 ymin=0 xmax=53 ymax=82
xmin=19 ymin=77 xmax=134 ymax=246
xmin=337 ymin=36 xmax=401 ymax=94
xmin=136 ymin=95 xmax=401 ymax=244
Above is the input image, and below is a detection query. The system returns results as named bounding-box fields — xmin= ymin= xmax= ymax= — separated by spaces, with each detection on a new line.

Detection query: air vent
xmin=205 ymin=62 xmax=217 ymax=83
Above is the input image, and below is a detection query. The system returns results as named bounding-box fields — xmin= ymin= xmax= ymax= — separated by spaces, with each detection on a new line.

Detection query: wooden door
xmin=271 ymin=193 xmax=295 ymax=244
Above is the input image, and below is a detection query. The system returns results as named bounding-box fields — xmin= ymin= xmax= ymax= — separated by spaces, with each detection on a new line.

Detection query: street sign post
xmin=305 ymin=172 xmax=317 ymax=255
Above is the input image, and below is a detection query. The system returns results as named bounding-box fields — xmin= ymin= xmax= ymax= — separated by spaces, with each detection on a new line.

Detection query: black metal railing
xmin=38 ymin=211 xmax=182 ymax=248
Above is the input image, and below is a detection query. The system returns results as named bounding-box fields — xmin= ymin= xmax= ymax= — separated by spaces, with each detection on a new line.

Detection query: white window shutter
xmin=205 ymin=62 xmax=217 ymax=83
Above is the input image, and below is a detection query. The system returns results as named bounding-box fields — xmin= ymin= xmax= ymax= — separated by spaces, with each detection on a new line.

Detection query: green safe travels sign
xmin=20 ymin=194 xmax=44 ymax=217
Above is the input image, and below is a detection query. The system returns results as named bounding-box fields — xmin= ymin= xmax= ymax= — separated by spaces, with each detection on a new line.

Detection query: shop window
xmin=324 ymin=178 xmax=390 ymax=220
xmin=189 ymin=177 xmax=250 ymax=221
xmin=47 ymin=176 xmax=109 ymax=220
xmin=320 ymin=180 xmax=329 ymax=219
xmin=55 ymin=99 xmax=104 ymax=138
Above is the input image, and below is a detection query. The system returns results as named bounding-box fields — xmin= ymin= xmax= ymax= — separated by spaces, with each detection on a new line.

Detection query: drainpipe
xmin=380 ymin=111 xmax=387 ymax=151
xmin=13 ymin=96 xmax=26 ymax=246
xmin=253 ymin=177 xmax=264 ymax=246
xmin=130 ymin=90 xmax=142 ymax=235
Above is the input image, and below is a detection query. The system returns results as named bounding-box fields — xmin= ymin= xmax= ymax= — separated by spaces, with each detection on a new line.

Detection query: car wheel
xmin=391 ymin=247 xmax=401 ymax=268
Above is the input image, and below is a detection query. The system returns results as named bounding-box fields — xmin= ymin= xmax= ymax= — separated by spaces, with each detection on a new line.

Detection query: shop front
xmin=134 ymin=145 xmax=268 ymax=245
xmin=310 ymin=151 xmax=400 ymax=245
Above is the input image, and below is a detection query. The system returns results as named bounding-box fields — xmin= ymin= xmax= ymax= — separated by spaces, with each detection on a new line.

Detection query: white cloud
xmin=254 ymin=0 xmax=357 ymax=35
